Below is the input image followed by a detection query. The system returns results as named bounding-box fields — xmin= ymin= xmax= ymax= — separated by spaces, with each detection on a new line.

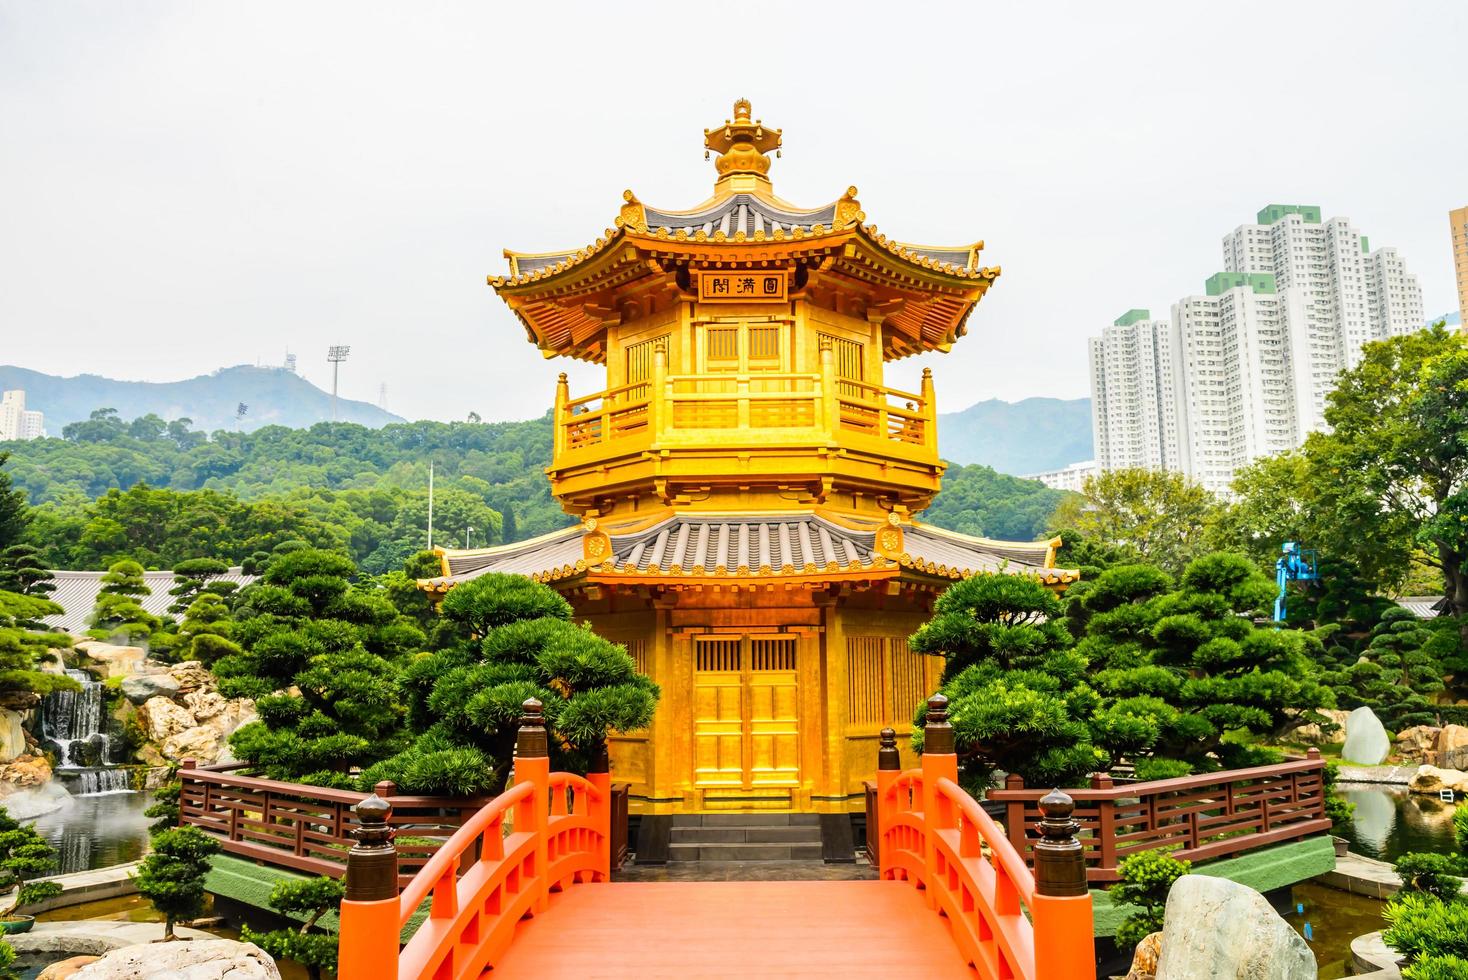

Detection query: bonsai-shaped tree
xmin=1108 ymin=849 xmax=1191 ymax=953
xmin=0 ymin=807 xmax=62 ymax=921
xmin=220 ymin=549 xmax=425 ymax=787
xmin=909 ymin=573 xmax=1103 ymax=791
xmin=135 ymin=826 xmax=221 ymax=940
xmin=172 ymin=591 xmax=241 ymax=665
xmin=0 ymin=545 xmax=54 ymax=602
xmin=0 ymin=590 xmax=76 ymax=705
xmin=166 ymin=558 xmax=232 ymax=616
xmin=1329 ymin=607 xmax=1447 ymax=730
xmin=144 ymin=781 xmax=181 ymax=835
xmin=362 ymin=573 xmax=659 ymax=795
xmin=241 ymin=877 xmax=344 ymax=980
xmin=86 ymin=559 xmax=160 ymax=643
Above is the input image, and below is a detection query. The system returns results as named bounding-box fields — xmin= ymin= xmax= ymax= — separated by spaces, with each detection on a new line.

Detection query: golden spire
xmin=703 ymin=98 xmax=782 ymax=192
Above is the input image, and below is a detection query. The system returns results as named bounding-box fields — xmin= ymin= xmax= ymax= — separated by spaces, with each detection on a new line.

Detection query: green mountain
xmin=0 ymin=364 xmax=402 ymax=434
xmin=936 ymin=397 xmax=1092 ymax=475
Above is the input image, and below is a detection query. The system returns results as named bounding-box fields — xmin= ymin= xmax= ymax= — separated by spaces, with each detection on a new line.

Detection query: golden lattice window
xmin=624 ymin=337 xmax=664 ymax=388
xmin=751 ymin=637 xmax=797 ymax=671
xmin=846 ymin=636 xmax=932 ymax=727
xmin=624 ymin=638 xmax=648 ymax=674
xmin=822 ymin=333 xmax=866 ymax=397
xmin=696 ymin=637 xmax=742 ymax=672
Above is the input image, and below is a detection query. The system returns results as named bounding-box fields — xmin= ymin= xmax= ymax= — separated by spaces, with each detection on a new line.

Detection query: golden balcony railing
xmin=552 ymin=356 xmax=938 ymax=469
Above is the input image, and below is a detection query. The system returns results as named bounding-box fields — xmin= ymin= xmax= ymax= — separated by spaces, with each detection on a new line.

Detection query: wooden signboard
xmin=698 ymin=271 xmax=787 ymax=303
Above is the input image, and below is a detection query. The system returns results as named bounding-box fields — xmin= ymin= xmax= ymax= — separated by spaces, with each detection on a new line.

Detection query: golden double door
xmin=692 ymin=635 xmax=800 ymax=793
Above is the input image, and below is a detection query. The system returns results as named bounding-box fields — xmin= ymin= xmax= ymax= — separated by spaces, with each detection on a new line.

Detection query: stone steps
xmin=667 ymin=813 xmax=824 ymax=862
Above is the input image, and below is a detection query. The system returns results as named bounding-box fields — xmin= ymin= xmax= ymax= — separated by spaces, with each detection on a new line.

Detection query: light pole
xmin=327 ymin=346 xmax=351 ymax=421
xmin=466 ymin=526 xmax=474 ymax=549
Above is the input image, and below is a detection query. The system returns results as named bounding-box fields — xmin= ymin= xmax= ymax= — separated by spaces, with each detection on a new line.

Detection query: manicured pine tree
xmin=167 ymin=557 xmax=231 ymax=616
xmin=0 ymin=545 xmax=54 ymax=600
xmin=363 ymin=573 xmax=659 ymax=795
xmin=0 ymin=805 xmax=63 ymax=920
xmin=241 ymin=877 xmax=344 ymax=980
xmin=135 ymin=826 xmax=221 ymax=940
xmin=86 ymin=559 xmax=160 ymax=643
xmin=220 ymin=549 xmax=424 ymax=787
xmin=0 ymin=590 xmax=76 ymax=701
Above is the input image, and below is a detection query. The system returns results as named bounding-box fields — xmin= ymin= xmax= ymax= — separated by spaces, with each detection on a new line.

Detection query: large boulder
xmin=121 ymin=673 xmax=181 ymax=705
xmin=138 ymin=697 xmax=196 ymax=742
xmin=1436 ymin=724 xmax=1468 ymax=770
xmin=0 ymin=754 xmax=53 ymax=797
xmin=162 ymin=726 xmax=223 ymax=764
xmin=202 ymin=698 xmax=256 ymax=738
xmin=1342 ymin=706 xmax=1390 ymax=765
xmin=1395 ymin=725 xmax=1442 ymax=761
xmin=38 ymin=956 xmax=101 ymax=979
xmin=72 ymin=641 xmax=147 ymax=678
xmin=184 ymin=690 xmax=227 ymax=721
xmin=71 ymin=939 xmax=281 ymax=979
xmin=1155 ymin=875 xmax=1316 ymax=979
xmin=1408 ymin=765 xmax=1468 ymax=797
xmin=0 ymin=708 xmax=25 ymax=763
xmin=169 ymin=661 xmax=216 ymax=694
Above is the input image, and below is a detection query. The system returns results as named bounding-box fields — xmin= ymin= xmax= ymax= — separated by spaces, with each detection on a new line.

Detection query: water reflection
xmin=1287 ymin=881 xmax=1386 ymax=980
xmin=27 ymin=791 xmax=155 ymax=874
xmin=1335 ymin=784 xmax=1460 ymax=862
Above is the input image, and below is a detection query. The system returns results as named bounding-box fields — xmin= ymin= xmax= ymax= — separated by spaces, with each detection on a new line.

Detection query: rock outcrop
xmin=70 ymin=641 xmax=145 ymax=679
xmin=138 ymin=697 xmax=197 ymax=742
xmin=1395 ymin=725 xmax=1441 ymax=761
xmin=1437 ymin=724 xmax=1468 ymax=771
xmin=1125 ymin=931 xmax=1163 ymax=980
xmin=1292 ymin=708 xmax=1350 ymax=746
xmin=0 ymin=708 xmax=26 ymax=763
xmin=1342 ymin=706 xmax=1390 ymax=765
xmin=38 ymin=956 xmax=101 ymax=979
xmin=69 ymin=939 xmax=281 ymax=979
xmin=121 ymin=674 xmax=181 ymax=705
xmin=1409 ymin=764 xmax=1468 ymax=797
xmin=1154 ymin=875 xmax=1316 ymax=979
xmin=0 ymin=754 xmax=53 ymax=798
xmin=169 ymin=661 xmax=215 ymax=695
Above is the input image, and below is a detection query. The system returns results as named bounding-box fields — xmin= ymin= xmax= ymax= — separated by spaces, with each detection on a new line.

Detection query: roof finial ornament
xmin=703 ymin=98 xmax=782 ymax=192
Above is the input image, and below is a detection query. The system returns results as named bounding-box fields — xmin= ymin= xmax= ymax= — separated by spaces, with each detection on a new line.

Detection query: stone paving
xmin=1337 ymin=765 xmax=1418 ymax=785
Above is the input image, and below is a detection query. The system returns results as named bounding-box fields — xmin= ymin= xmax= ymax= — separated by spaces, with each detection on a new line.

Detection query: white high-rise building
xmin=0 ymin=390 xmax=45 ymax=442
xmin=1021 ymin=460 xmax=1098 ymax=493
xmin=1090 ymin=204 xmax=1424 ymax=496
xmin=1088 ymin=310 xmax=1186 ymax=475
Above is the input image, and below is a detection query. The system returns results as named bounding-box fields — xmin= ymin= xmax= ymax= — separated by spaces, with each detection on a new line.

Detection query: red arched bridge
xmin=337 ymin=697 xmax=1097 ymax=979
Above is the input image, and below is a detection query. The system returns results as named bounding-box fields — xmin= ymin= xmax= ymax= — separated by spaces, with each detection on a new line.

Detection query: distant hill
xmin=937 ymin=397 xmax=1092 ymax=475
xmin=0 ymin=365 xmax=402 ymax=433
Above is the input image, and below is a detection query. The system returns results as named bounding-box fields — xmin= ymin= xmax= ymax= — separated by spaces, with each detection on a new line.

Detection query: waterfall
xmin=40 ymin=668 xmax=132 ymax=796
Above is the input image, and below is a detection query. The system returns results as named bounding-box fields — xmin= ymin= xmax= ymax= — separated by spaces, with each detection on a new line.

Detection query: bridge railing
xmin=988 ymin=749 xmax=1329 ymax=882
xmin=337 ymin=699 xmax=610 ymax=980
xmin=875 ymin=696 xmax=1095 ymax=980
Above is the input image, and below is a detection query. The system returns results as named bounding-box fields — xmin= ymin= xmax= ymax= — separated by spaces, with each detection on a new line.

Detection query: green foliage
xmin=367 ymin=573 xmax=659 ymax=794
xmin=1323 ymin=607 xmax=1448 ymax=729
xmin=86 ymin=559 xmax=160 ymax=643
xmin=1394 ymin=853 xmax=1466 ymax=903
xmin=221 ymin=549 xmax=422 ymax=786
xmin=0 ymin=806 xmax=62 ymax=916
xmin=1403 ymin=953 xmax=1468 ymax=980
xmin=1385 ymin=893 xmax=1468 ymax=973
xmin=1108 ymin=850 xmax=1191 ymax=953
xmin=0 ymin=590 xmax=75 ymax=700
xmin=134 ymin=826 xmax=221 ymax=940
xmin=0 ymin=454 xmax=25 ymax=554
xmin=1050 ymin=468 xmax=1220 ymax=575
xmin=144 ymin=782 xmax=181 ymax=835
xmin=0 ymin=545 xmax=54 ymax=601
xmin=241 ymin=876 xmax=345 ymax=979
xmin=920 ymin=463 xmax=1070 ymax=541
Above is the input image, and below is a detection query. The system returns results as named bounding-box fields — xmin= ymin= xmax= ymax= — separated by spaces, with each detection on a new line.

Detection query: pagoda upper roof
xmin=420 ymin=512 xmax=1074 ymax=592
xmin=490 ymin=100 xmax=998 ymax=363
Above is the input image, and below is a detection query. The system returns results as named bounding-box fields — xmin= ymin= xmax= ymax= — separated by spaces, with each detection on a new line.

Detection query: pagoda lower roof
xmin=421 ymin=513 xmax=1074 ymax=591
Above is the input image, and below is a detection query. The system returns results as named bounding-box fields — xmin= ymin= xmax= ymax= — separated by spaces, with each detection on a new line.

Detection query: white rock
xmin=203 ymin=698 xmax=256 ymax=739
xmin=1155 ymin=875 xmax=1316 ymax=980
xmin=0 ymin=708 xmax=25 ymax=763
xmin=121 ymin=673 xmax=181 ymax=705
xmin=1437 ymin=724 xmax=1468 ymax=770
xmin=71 ymin=641 xmax=147 ymax=679
xmin=138 ymin=697 xmax=196 ymax=741
xmin=71 ymin=939 xmax=281 ymax=979
xmin=168 ymin=661 xmax=215 ymax=694
xmin=1342 ymin=706 xmax=1390 ymax=765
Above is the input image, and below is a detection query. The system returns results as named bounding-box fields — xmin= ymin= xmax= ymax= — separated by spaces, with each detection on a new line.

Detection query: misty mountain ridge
xmin=936 ymin=397 xmax=1093 ymax=475
xmin=0 ymin=364 xmax=402 ymax=434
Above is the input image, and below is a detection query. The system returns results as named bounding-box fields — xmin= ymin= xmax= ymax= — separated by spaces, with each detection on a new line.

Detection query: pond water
xmin=27 ymin=790 xmax=155 ymax=874
xmin=1286 ymin=881 xmax=1386 ymax=979
xmin=1334 ymin=783 xmax=1461 ymax=862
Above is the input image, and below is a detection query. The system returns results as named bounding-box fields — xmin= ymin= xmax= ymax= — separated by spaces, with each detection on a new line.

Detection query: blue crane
xmin=1274 ymin=541 xmax=1320 ymax=622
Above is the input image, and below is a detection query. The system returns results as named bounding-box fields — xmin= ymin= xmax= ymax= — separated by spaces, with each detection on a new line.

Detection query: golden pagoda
xmin=425 ymin=100 xmax=1077 ymax=815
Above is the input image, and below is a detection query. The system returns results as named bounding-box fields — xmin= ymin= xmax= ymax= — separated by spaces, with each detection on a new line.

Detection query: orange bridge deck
xmin=491 ymin=880 xmax=974 ymax=979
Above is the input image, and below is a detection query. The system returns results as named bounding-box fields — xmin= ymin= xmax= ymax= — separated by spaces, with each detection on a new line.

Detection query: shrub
xmin=135 ymin=826 xmax=221 ymax=940
xmin=1107 ymin=850 xmax=1191 ymax=953
xmin=1384 ymin=894 xmax=1468 ymax=970
xmin=242 ymin=876 xmax=344 ymax=980
xmin=0 ymin=806 xmax=62 ymax=917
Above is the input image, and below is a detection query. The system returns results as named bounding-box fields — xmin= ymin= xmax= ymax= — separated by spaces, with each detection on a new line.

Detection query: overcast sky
xmin=2 ymin=2 xmax=1464 ymax=423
